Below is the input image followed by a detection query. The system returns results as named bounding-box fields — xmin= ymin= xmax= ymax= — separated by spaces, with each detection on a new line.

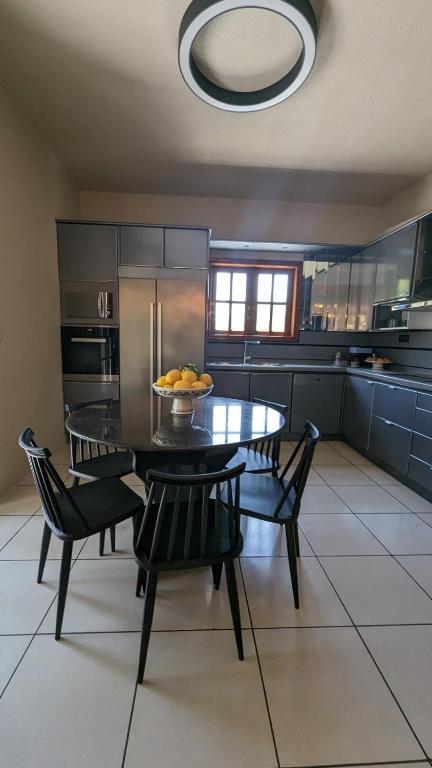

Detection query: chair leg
xmin=135 ymin=567 xmax=147 ymax=597
xmin=285 ymin=523 xmax=300 ymax=609
xmin=294 ymin=520 xmax=300 ymax=557
xmin=110 ymin=525 xmax=116 ymax=552
xmin=137 ymin=571 xmax=158 ymax=683
xmin=224 ymin=560 xmax=244 ymax=661
xmin=55 ymin=541 xmax=73 ymax=640
xmin=37 ymin=522 xmax=52 ymax=583
xmin=99 ymin=529 xmax=106 ymax=557
xmin=211 ymin=562 xmax=223 ymax=590
xmin=72 ymin=476 xmax=80 ymax=487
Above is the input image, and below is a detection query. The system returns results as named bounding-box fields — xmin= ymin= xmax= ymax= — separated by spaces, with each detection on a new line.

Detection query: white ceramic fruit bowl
xmin=152 ymin=384 xmax=213 ymax=415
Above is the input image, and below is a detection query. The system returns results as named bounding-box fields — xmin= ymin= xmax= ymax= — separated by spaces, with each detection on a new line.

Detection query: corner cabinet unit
xmin=374 ymin=222 xmax=418 ymax=304
xmin=57 ymin=223 xmax=118 ymax=281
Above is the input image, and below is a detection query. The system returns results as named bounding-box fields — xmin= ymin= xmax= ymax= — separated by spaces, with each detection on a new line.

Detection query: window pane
xmin=256 ymin=303 xmax=270 ymax=332
xmin=230 ymin=303 xmax=245 ymax=331
xmin=213 ymin=405 xmax=226 ymax=433
xmin=257 ymin=273 xmax=272 ymax=302
xmin=252 ymin=405 xmax=266 ymax=434
xmin=227 ymin=405 xmax=241 ymax=431
xmin=215 ymin=302 xmax=230 ymax=331
xmin=271 ymin=304 xmax=286 ymax=332
xmin=273 ymin=274 xmax=288 ymax=303
xmin=232 ymin=272 xmax=247 ymax=302
xmin=216 ymin=272 xmax=231 ymax=301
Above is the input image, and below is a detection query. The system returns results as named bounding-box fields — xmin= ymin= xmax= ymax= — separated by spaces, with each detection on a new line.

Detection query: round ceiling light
xmin=178 ymin=0 xmax=317 ymax=112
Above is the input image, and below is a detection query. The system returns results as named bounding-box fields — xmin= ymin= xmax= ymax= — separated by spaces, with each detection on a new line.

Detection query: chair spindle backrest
xmin=250 ymin=398 xmax=290 ymax=467
xmin=274 ymin=420 xmax=320 ymax=519
xmin=18 ymin=428 xmax=90 ymax=535
xmin=134 ymin=463 xmax=246 ymax=568
xmin=65 ymin=400 xmax=119 ymax=467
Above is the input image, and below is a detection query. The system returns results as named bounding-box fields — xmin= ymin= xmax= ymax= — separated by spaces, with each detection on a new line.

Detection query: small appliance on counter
xmin=348 ymin=347 xmax=373 ymax=368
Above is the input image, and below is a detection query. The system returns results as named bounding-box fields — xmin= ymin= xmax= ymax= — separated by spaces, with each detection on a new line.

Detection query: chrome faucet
xmin=243 ymin=340 xmax=260 ymax=365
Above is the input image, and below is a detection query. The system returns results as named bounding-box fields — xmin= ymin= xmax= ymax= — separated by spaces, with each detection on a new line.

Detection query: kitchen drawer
xmin=369 ymin=415 xmax=411 ymax=475
xmin=414 ymin=407 xmax=432 ymax=439
xmin=372 ymin=382 xmax=416 ymax=429
xmin=408 ymin=455 xmax=432 ymax=494
xmin=291 ymin=373 xmax=344 ymax=434
xmin=417 ymin=392 xmax=432 ymax=413
xmin=210 ymin=371 xmax=250 ymax=400
xmin=411 ymin=432 xmax=432 ymax=465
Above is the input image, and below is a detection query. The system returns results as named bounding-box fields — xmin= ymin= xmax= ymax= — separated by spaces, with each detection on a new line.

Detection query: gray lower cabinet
xmin=369 ymin=415 xmax=411 ymax=475
xmin=408 ymin=456 xmax=432 ymax=495
xmin=291 ymin=373 xmax=344 ymax=434
xmin=63 ymin=381 xmax=119 ymax=406
xmin=249 ymin=373 xmax=293 ymax=434
xmin=210 ymin=371 xmax=250 ymax=400
xmin=164 ymin=228 xmax=209 ymax=269
xmin=57 ymin=223 xmax=118 ymax=281
xmin=372 ymin=382 xmax=416 ymax=429
xmin=119 ymin=225 xmax=164 ymax=267
xmin=342 ymin=375 xmax=374 ymax=452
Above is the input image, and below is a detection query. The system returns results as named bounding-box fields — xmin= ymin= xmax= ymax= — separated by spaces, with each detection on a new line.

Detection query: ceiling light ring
xmin=178 ymin=0 xmax=317 ymax=113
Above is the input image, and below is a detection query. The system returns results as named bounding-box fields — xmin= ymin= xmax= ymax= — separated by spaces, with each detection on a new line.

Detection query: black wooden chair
xmin=133 ymin=462 xmax=246 ymax=683
xmin=224 ymin=421 xmax=320 ymax=609
xmin=19 ymin=428 xmax=144 ymax=640
xmin=65 ymin=400 xmax=134 ymax=556
xmin=226 ymin=398 xmax=289 ymax=477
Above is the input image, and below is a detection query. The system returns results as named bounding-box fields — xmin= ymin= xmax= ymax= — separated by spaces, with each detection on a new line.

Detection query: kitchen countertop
xmin=207 ymin=361 xmax=432 ymax=392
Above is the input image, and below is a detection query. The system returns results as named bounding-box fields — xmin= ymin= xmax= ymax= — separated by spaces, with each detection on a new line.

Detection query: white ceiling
xmin=0 ymin=0 xmax=431 ymax=204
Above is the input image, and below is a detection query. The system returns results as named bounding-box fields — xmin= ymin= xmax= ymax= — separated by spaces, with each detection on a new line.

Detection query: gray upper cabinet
xmin=57 ymin=223 xmax=118 ymax=281
xmin=119 ymin=225 xmax=164 ymax=267
xmin=290 ymin=373 xmax=344 ymax=434
xmin=374 ymin=223 xmax=417 ymax=303
xmin=346 ymin=244 xmax=377 ymax=331
xmin=164 ymin=228 xmax=209 ymax=269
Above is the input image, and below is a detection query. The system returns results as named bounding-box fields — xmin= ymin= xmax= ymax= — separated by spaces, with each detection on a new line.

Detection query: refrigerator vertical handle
xmin=97 ymin=291 xmax=104 ymax=319
xmin=157 ymin=302 xmax=162 ymax=379
xmin=149 ymin=302 xmax=155 ymax=395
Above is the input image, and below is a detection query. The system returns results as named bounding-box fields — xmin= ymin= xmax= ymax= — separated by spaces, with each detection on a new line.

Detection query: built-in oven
xmin=60 ymin=281 xmax=118 ymax=325
xmin=61 ymin=326 xmax=119 ymax=382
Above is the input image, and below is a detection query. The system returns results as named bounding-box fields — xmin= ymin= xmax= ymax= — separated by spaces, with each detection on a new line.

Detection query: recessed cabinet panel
xmin=119 ymin=226 xmax=164 ymax=267
xmin=57 ymin=223 xmax=118 ymax=281
xmin=290 ymin=373 xmax=344 ymax=434
xmin=417 ymin=392 xmax=432 ymax=413
xmin=408 ymin=456 xmax=432 ymax=495
xmin=374 ymin=223 xmax=417 ymax=303
xmin=249 ymin=373 xmax=293 ymax=434
xmin=210 ymin=371 xmax=250 ymax=400
xmin=369 ymin=416 xmax=411 ymax=475
xmin=164 ymin=228 xmax=209 ymax=269
xmin=414 ymin=407 xmax=432 ymax=439
xmin=342 ymin=375 xmax=374 ymax=452
xmin=372 ymin=382 xmax=416 ymax=430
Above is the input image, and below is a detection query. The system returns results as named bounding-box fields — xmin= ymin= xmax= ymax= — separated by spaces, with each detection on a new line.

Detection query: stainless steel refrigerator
xmin=119 ymin=277 xmax=206 ymax=400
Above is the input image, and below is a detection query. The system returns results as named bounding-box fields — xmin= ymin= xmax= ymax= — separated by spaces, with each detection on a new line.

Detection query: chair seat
xmin=226 ymin=447 xmax=277 ymax=474
xmin=223 ymin=472 xmax=295 ymax=523
xmin=52 ymin=477 xmax=143 ymax=540
xmin=69 ymin=451 xmax=133 ymax=480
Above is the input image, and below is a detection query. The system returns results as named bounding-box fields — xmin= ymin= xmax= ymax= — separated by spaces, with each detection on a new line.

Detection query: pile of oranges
xmin=155 ymin=367 xmax=213 ymax=391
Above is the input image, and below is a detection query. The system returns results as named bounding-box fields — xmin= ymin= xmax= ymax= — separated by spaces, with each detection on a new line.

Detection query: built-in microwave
xmin=60 ymin=281 xmax=118 ymax=325
xmin=61 ymin=326 xmax=119 ymax=382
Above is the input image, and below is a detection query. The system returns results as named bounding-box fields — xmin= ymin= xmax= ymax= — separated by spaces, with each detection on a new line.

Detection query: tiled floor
xmin=1 ymin=442 xmax=432 ymax=767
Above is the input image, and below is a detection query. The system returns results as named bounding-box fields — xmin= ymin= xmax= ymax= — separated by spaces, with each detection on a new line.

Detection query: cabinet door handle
xmin=366 ymin=381 xmax=374 ymax=385
xmin=388 ymin=385 xmax=396 ymax=390
xmin=384 ymin=420 xmax=393 ymax=426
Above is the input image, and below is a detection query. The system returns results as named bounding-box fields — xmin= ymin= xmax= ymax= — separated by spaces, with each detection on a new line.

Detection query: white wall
xmin=80 ymin=191 xmax=380 ymax=246
xmin=0 ymin=90 xmax=79 ymax=493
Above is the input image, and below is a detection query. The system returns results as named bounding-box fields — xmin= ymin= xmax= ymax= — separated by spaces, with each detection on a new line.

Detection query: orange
xmin=199 ymin=373 xmax=213 ymax=386
xmin=173 ymin=379 xmax=191 ymax=390
xmin=165 ymin=369 xmax=181 ymax=385
xmin=181 ymin=370 xmax=198 ymax=384
xmin=191 ymin=380 xmax=206 ymax=389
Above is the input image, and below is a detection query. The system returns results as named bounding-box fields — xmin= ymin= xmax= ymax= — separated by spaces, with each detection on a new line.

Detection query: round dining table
xmin=65 ymin=395 xmax=286 ymax=478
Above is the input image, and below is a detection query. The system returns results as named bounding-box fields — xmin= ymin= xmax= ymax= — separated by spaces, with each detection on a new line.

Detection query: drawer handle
xmin=384 ymin=420 xmax=393 ymax=426
xmin=388 ymin=385 xmax=397 ymax=390
xmin=366 ymin=381 xmax=374 ymax=385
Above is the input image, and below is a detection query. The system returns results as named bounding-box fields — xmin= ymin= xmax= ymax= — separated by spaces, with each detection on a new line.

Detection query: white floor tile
xmin=0 ymin=517 xmax=82 ymax=560
xmin=121 ymin=473 xmax=144 ymax=487
xmin=125 ymin=630 xmax=276 ymax=768
xmin=320 ymin=556 xmax=432 ymax=625
xmin=299 ymin=514 xmax=387 ymax=555
xmin=360 ymin=625 xmax=432 ymax=756
xmin=300 ymin=485 xmax=352 ymax=514
xmin=361 ymin=466 xmax=402 ymax=485
xmin=383 ymin=485 xmax=432 ymax=514
xmin=40 ymin=559 xmax=249 ymax=633
xmin=256 ymin=627 xmax=423 ymax=767
xmin=315 ymin=465 xmax=376 ymax=486
xmin=240 ymin=516 xmax=314 ymax=557
xmin=396 ymin=555 xmax=432 ymax=597
xmin=330 ymin=443 xmax=373 ymax=465
xmin=333 ymin=485 xmax=411 ymax=514
xmin=358 ymin=513 xmax=432 ymax=554
xmin=0 ymin=633 xmax=138 ymax=768
xmin=0 ymin=561 xmax=59 ymax=634
xmin=241 ymin=557 xmax=350 ymax=627
xmin=0 ymin=486 xmax=41 ymax=516
xmin=0 ymin=635 xmax=31 ymax=695
xmin=312 ymin=452 xmax=351 ymax=466
xmin=0 ymin=516 xmax=30 ymax=550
